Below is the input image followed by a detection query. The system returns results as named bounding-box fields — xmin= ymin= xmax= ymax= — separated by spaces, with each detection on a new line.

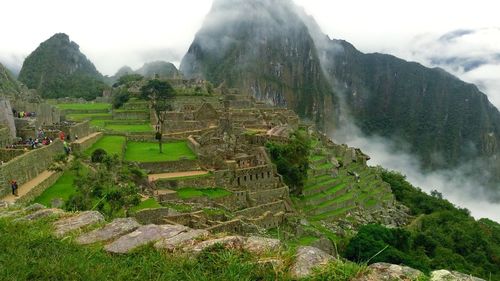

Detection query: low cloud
xmin=332 ymin=123 xmax=500 ymax=223
xmin=399 ymin=28 xmax=500 ymax=108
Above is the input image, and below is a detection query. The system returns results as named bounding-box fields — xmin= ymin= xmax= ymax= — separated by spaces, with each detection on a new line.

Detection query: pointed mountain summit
xmin=18 ymin=33 xmax=107 ymax=100
xmin=181 ymin=0 xmax=337 ymax=130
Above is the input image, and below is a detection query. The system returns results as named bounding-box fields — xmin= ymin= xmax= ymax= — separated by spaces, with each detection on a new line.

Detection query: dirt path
xmin=2 ymin=170 xmax=57 ymax=203
xmin=148 ymin=171 xmax=208 ymax=182
xmin=72 ymin=132 xmax=102 ymax=144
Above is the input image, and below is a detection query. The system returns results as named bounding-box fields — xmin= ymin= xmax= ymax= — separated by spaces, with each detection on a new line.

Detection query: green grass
xmin=130 ymin=198 xmax=161 ymax=212
xmin=0 ymin=217 xmax=289 ymax=281
xmin=84 ymin=135 xmax=126 ymax=158
xmin=176 ymin=188 xmax=232 ymax=200
xmin=105 ymin=123 xmax=153 ymax=133
xmin=55 ymin=103 xmax=111 ymax=110
xmin=311 ymin=207 xmax=355 ymax=221
xmin=33 ymin=166 xmax=89 ymax=206
xmin=124 ymin=141 xmax=196 ymax=162
xmin=304 ymin=182 xmax=348 ymax=201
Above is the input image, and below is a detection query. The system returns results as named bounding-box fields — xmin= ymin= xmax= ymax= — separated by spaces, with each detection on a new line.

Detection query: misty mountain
xmin=0 ymin=63 xmax=23 ymax=98
xmin=181 ymin=0 xmax=500 ymax=192
xmin=136 ymin=61 xmax=181 ymax=79
xmin=180 ymin=0 xmax=337 ymax=131
xmin=18 ymin=33 xmax=107 ymax=100
xmin=105 ymin=61 xmax=181 ymax=85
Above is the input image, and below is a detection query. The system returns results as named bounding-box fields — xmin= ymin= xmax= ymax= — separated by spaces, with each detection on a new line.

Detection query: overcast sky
xmin=0 ymin=0 xmax=498 ymax=74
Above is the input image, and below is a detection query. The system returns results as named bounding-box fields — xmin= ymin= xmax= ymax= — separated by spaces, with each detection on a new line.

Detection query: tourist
xmin=10 ymin=180 xmax=18 ymax=196
xmin=59 ymin=131 xmax=65 ymax=141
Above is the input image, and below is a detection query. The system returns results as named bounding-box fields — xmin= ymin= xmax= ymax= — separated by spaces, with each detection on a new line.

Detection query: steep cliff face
xmin=320 ymin=39 xmax=500 ymax=171
xmin=18 ymin=33 xmax=106 ymax=100
xmin=180 ymin=0 xmax=337 ymax=130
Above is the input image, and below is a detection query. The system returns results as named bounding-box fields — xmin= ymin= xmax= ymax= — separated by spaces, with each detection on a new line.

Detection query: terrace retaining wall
xmin=138 ymin=159 xmax=200 ymax=174
xmin=0 ymin=140 xmax=64 ymax=198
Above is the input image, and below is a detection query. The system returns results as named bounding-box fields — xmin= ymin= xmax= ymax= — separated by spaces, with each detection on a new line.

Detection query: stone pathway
xmin=1 ymin=170 xmax=57 ymax=203
xmin=148 ymin=170 xmax=209 ymax=182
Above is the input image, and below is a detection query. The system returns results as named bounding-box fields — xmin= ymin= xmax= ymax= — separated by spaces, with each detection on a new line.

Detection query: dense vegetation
xmin=18 ymin=33 xmax=107 ymax=100
xmin=0 ymin=63 xmax=23 ymax=98
xmin=65 ymin=156 xmax=145 ymax=218
xmin=267 ymin=130 xmax=311 ymax=195
xmin=344 ymin=170 xmax=500 ymax=280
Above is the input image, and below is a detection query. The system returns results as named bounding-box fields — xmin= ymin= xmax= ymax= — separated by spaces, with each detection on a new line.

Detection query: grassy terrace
xmin=85 ymin=135 xmax=126 ymax=158
xmin=124 ymin=141 xmax=196 ymax=162
xmin=303 ymin=182 xmax=348 ymax=201
xmin=55 ymin=103 xmax=111 ymax=110
xmin=130 ymin=198 xmax=162 ymax=212
xmin=34 ymin=165 xmax=89 ymax=207
xmin=176 ymin=188 xmax=232 ymax=200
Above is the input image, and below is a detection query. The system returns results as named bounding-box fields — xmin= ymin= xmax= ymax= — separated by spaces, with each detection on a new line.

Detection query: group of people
xmin=12 ymin=109 xmax=36 ymax=118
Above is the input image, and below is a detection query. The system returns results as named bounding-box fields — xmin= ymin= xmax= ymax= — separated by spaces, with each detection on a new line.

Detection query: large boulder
xmin=154 ymin=229 xmax=209 ymax=251
xmin=243 ymin=236 xmax=281 ymax=254
xmin=24 ymin=203 xmax=46 ymax=213
xmin=353 ymin=263 xmax=424 ymax=281
xmin=53 ymin=211 xmax=105 ymax=237
xmin=188 ymin=235 xmax=246 ymax=253
xmin=105 ymin=224 xmax=188 ymax=254
xmin=431 ymin=270 xmax=485 ymax=281
xmin=76 ymin=218 xmax=141 ymax=245
xmin=290 ymin=246 xmax=334 ymax=279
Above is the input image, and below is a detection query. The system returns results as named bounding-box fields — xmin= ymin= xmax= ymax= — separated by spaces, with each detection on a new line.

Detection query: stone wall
xmin=68 ymin=121 xmax=93 ymax=141
xmin=132 ymin=207 xmax=179 ymax=224
xmin=155 ymin=175 xmax=215 ymax=190
xmin=71 ymin=132 xmax=103 ymax=152
xmin=0 ymin=140 xmax=64 ymax=197
xmin=113 ymin=110 xmax=149 ymax=120
xmin=248 ymin=187 xmax=289 ymax=206
xmin=0 ymin=149 xmax=25 ymax=162
xmin=0 ymin=99 xmax=16 ymax=139
xmin=0 ymin=127 xmax=12 ymax=147
xmin=138 ymin=159 xmax=200 ymax=174
xmin=12 ymin=101 xmax=60 ymax=127
xmin=235 ymin=200 xmax=286 ymax=217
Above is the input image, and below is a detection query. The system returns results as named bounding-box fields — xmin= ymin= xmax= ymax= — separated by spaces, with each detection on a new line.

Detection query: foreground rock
xmin=154 ymin=229 xmax=209 ymax=251
xmin=188 ymin=235 xmax=246 ymax=253
xmin=22 ymin=208 xmax=65 ymax=221
xmin=290 ymin=246 xmax=334 ymax=279
xmin=431 ymin=270 xmax=485 ymax=281
xmin=76 ymin=218 xmax=141 ymax=245
xmin=0 ymin=210 xmax=23 ymax=218
xmin=53 ymin=211 xmax=105 ymax=237
xmin=243 ymin=236 xmax=281 ymax=254
xmin=105 ymin=224 xmax=188 ymax=254
xmin=353 ymin=263 xmax=424 ymax=281
xmin=24 ymin=203 xmax=46 ymax=212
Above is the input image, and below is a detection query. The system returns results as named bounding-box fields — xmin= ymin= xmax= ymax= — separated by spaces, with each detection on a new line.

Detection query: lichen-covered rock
xmin=311 ymin=237 xmax=335 ymax=256
xmin=0 ymin=210 xmax=23 ymax=218
xmin=431 ymin=270 xmax=486 ymax=281
xmin=105 ymin=224 xmax=188 ymax=254
xmin=290 ymin=246 xmax=334 ymax=279
xmin=188 ymin=235 xmax=246 ymax=253
xmin=22 ymin=208 xmax=65 ymax=221
xmin=154 ymin=229 xmax=209 ymax=251
xmin=243 ymin=236 xmax=281 ymax=254
xmin=24 ymin=203 xmax=46 ymax=212
xmin=76 ymin=218 xmax=141 ymax=245
xmin=353 ymin=262 xmax=424 ymax=281
xmin=53 ymin=211 xmax=105 ymax=237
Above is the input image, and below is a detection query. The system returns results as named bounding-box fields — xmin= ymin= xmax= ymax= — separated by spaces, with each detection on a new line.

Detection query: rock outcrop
xmin=290 ymin=246 xmax=334 ymax=279
xmin=353 ymin=262 xmax=424 ymax=281
xmin=76 ymin=217 xmax=141 ymax=245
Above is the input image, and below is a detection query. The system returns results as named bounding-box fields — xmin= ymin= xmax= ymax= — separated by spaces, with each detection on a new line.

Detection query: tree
xmin=266 ymin=130 xmax=311 ymax=195
xmin=140 ymin=79 xmax=176 ymax=153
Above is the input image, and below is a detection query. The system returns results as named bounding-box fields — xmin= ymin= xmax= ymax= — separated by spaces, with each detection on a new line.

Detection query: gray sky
xmin=1 ymin=0 xmax=499 ymax=75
